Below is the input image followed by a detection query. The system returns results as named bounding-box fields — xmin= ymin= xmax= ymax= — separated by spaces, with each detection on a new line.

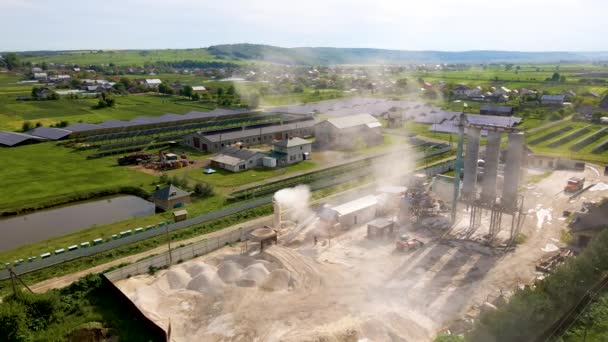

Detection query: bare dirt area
xmin=112 ymin=166 xmax=608 ymax=341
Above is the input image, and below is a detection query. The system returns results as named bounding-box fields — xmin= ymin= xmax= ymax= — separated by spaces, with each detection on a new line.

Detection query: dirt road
xmin=30 ymin=215 xmax=273 ymax=293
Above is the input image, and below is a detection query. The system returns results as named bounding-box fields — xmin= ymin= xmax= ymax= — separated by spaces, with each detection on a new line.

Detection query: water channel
xmin=0 ymin=195 xmax=155 ymax=252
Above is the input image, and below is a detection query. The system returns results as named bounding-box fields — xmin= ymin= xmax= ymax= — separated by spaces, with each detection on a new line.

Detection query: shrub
xmin=194 ymin=182 xmax=214 ymax=197
xmin=0 ymin=301 xmax=28 ymax=342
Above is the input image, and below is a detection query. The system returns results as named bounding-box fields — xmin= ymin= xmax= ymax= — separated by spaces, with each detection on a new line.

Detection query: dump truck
xmin=395 ymin=234 xmax=424 ymax=252
xmin=564 ymin=177 xmax=585 ymax=193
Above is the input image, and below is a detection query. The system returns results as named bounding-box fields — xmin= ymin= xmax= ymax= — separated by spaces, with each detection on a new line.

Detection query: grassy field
xmin=20 ymin=49 xmax=234 ymax=66
xmin=526 ymin=120 xmax=608 ymax=163
xmin=0 ymin=93 xmax=223 ymax=130
xmin=0 ymin=143 xmax=157 ymax=213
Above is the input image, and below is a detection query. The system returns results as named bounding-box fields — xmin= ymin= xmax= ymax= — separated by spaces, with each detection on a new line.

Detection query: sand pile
xmin=217 ymin=261 xmax=243 ymax=283
xmin=238 ymin=263 xmax=270 ymax=286
xmin=154 ymin=268 xmax=192 ymax=291
xmin=183 ymin=261 xmax=217 ymax=277
xmin=261 ymin=269 xmax=291 ymax=291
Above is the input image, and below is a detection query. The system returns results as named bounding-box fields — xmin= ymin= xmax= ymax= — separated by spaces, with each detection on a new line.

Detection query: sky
xmin=1 ymin=0 xmax=606 ymax=52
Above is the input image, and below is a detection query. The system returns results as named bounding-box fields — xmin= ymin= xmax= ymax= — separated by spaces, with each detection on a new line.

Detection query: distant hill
xmin=208 ymin=43 xmax=608 ymax=65
xmin=9 ymin=44 xmax=608 ymax=66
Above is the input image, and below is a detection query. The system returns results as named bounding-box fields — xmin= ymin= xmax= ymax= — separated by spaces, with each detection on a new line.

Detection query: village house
xmin=152 ymin=184 xmax=191 ymax=211
xmin=479 ymin=105 xmax=514 ymax=116
xmin=569 ymin=199 xmax=608 ymax=247
xmin=269 ymin=137 xmax=312 ymax=166
xmin=541 ymin=94 xmax=566 ymax=106
xmin=143 ymin=78 xmax=162 ymax=88
xmin=453 ymin=84 xmax=470 ymax=97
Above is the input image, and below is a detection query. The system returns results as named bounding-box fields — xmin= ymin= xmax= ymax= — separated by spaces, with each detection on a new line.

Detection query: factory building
xmin=314 ymin=114 xmax=383 ymax=150
xmin=186 ymin=119 xmax=315 ymax=153
xmin=209 ymin=146 xmax=266 ymax=172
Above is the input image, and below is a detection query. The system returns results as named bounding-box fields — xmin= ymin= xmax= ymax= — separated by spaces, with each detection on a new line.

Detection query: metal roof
xmin=153 ymin=184 xmax=190 ymax=201
xmin=480 ymin=105 xmax=513 ymax=113
xmin=273 ymin=137 xmax=311 ymax=147
xmin=325 ymin=113 xmax=380 ymax=129
xmin=541 ymin=94 xmax=566 ymax=101
xmin=200 ymin=120 xmax=314 ymax=142
xmin=26 ymin=127 xmax=72 ymax=140
xmin=0 ymin=131 xmax=46 ymax=146
xmin=331 ymin=195 xmax=378 ymax=216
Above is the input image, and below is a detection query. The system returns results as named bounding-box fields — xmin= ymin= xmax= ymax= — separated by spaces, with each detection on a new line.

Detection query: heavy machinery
xmin=117 ymin=152 xmax=152 ymax=166
xmin=395 ymin=234 xmax=424 ymax=252
xmin=564 ymin=177 xmax=585 ymax=193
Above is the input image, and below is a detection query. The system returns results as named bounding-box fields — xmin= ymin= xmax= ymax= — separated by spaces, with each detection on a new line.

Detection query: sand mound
xmin=187 ymin=272 xmax=225 ymax=295
xmin=260 ymin=269 xmax=291 ymax=291
xmin=238 ymin=263 xmax=270 ymax=285
xmin=217 ymin=261 xmax=243 ymax=283
xmin=183 ymin=261 xmax=217 ymax=277
xmin=156 ymin=268 xmax=192 ymax=290
xmin=131 ymin=286 xmax=163 ymax=314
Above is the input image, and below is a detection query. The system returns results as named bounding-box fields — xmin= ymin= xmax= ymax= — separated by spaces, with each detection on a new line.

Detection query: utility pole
xmin=166 ymin=224 xmax=173 ymax=265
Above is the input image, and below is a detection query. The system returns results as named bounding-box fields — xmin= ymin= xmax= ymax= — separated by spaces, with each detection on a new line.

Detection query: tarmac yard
xmin=115 ymin=166 xmax=608 ymax=341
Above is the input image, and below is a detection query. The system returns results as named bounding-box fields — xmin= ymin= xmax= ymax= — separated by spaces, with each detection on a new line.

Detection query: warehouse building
xmin=314 ymin=114 xmax=383 ymax=150
xmin=209 ymin=146 xmax=266 ymax=172
xmin=186 ymin=119 xmax=315 ymax=153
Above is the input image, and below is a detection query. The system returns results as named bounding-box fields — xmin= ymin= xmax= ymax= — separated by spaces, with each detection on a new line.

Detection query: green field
xmin=0 ymin=143 xmax=156 ymax=213
xmin=20 ymin=49 xmax=234 ymax=66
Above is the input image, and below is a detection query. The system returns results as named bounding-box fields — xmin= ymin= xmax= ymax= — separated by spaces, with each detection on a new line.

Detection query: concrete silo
xmin=462 ymin=127 xmax=481 ymax=201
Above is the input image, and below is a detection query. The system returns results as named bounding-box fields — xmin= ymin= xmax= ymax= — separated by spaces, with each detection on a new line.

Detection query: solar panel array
xmin=66 ymin=109 xmax=250 ymax=134
xmin=0 ymin=131 xmax=45 ymax=147
xmin=25 ymin=127 xmax=72 ymax=140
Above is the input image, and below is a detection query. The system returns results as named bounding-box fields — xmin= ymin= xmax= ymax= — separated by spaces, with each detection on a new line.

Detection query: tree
xmin=21 ymin=121 xmax=32 ymax=132
xmin=227 ymin=85 xmax=236 ymax=95
xmin=396 ymin=78 xmax=408 ymax=88
xmin=560 ymin=75 xmax=567 ymax=83
xmin=216 ymin=87 xmax=224 ymax=96
xmin=592 ymin=112 xmax=603 ymax=123
xmin=94 ymin=92 xmax=115 ymax=109
xmin=158 ymin=83 xmax=174 ymax=95
xmin=70 ymin=79 xmax=81 ymax=89
xmin=551 ymin=72 xmax=560 ymax=82
xmin=182 ymin=85 xmax=193 ymax=98
xmin=4 ymin=53 xmax=19 ymax=70
xmin=191 ymin=93 xmax=201 ymax=101
xmin=194 ymin=182 xmax=214 ymax=197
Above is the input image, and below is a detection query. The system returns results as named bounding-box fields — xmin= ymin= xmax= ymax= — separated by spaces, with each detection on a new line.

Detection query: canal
xmin=0 ymin=195 xmax=155 ymax=252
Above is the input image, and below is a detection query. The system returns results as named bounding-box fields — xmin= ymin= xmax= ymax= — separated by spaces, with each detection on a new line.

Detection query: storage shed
xmin=328 ymin=195 xmax=378 ymax=228
xmin=153 ymin=184 xmax=191 ymax=211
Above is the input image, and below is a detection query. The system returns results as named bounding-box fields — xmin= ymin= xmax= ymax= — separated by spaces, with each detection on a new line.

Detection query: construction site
xmin=113 ymin=115 xmax=608 ymax=341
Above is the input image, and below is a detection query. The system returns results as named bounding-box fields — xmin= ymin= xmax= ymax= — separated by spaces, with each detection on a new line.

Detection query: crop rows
xmin=547 ymin=127 xmax=591 ymax=148
xmin=529 ymin=126 xmax=573 ymax=145
xmin=570 ymin=128 xmax=608 ymax=151
xmin=592 ymin=139 xmax=608 ymax=154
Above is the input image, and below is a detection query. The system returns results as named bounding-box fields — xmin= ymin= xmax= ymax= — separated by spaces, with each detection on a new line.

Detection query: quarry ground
xmin=113 ymin=166 xmax=608 ymax=342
